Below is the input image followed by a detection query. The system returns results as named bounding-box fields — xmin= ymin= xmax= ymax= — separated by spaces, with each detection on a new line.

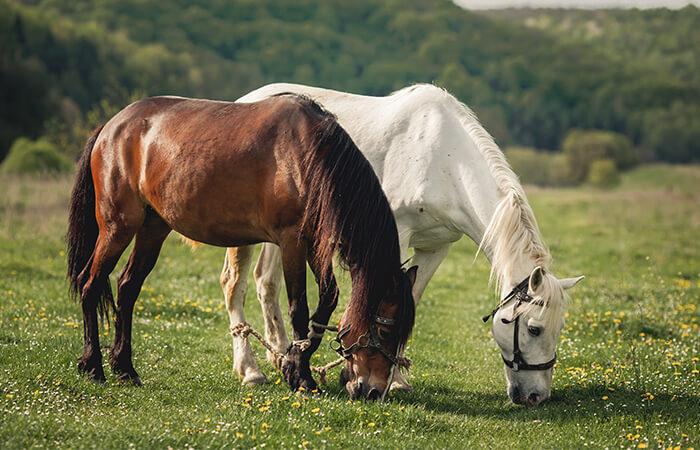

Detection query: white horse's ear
xmin=529 ymin=266 xmax=545 ymax=292
xmin=559 ymin=275 xmax=585 ymax=290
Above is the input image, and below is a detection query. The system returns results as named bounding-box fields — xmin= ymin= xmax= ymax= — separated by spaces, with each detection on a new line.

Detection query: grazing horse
xmin=222 ymin=83 xmax=584 ymax=406
xmin=66 ymin=94 xmax=417 ymax=399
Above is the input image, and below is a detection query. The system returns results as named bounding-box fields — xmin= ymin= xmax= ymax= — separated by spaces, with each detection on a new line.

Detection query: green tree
xmin=2 ymin=137 xmax=71 ymax=174
xmin=563 ymin=129 xmax=637 ymax=183
xmin=587 ymin=159 xmax=620 ymax=188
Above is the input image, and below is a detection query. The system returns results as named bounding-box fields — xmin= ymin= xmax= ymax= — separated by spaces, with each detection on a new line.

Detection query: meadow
xmin=1 ymin=164 xmax=698 ymax=449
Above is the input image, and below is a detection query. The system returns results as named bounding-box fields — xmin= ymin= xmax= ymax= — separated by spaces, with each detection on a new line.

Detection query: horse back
xmin=90 ymin=95 xmax=323 ymax=246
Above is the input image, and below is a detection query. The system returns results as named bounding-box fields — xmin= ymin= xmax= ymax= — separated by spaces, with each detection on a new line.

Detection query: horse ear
xmin=405 ymin=265 xmax=418 ymax=287
xmin=529 ymin=266 xmax=545 ymax=292
xmin=559 ymin=275 xmax=585 ymax=290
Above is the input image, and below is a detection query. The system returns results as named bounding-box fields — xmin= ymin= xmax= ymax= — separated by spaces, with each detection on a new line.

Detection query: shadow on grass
xmin=395 ymin=382 xmax=700 ymax=423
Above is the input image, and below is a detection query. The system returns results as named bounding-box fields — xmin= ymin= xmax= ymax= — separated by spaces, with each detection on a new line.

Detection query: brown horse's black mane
xmin=279 ymin=93 xmax=414 ymax=346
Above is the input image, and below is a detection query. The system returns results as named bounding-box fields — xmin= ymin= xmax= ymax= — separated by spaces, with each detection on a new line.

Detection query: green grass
xmin=1 ymin=165 xmax=698 ymax=449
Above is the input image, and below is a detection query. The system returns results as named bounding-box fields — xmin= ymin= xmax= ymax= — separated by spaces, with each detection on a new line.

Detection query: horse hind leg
xmin=220 ymin=246 xmax=266 ymax=386
xmin=254 ymin=243 xmax=289 ymax=365
xmin=78 ymin=226 xmax=137 ymax=382
xmin=109 ymin=211 xmax=171 ymax=385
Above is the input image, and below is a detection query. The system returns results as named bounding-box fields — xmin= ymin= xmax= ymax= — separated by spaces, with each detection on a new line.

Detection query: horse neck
xmin=456 ymin=176 xmax=542 ymax=298
xmin=450 ymin=126 xmax=549 ymax=299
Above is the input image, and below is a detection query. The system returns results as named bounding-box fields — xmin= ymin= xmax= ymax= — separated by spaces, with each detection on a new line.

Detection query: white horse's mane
xmin=393 ymin=84 xmax=565 ymax=324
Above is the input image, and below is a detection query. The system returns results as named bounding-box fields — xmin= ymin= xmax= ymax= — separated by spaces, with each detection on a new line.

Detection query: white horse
xmin=220 ymin=83 xmax=584 ymax=406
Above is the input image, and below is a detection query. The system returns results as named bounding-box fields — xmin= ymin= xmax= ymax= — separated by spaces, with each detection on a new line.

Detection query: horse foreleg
xmin=390 ymin=243 xmax=451 ymax=392
xmin=253 ymin=243 xmax=289 ymax=366
xmin=306 ymin=251 xmax=339 ymax=356
xmin=220 ymin=246 xmax=266 ymax=386
xmin=410 ymin=244 xmax=451 ymax=303
xmin=109 ymin=214 xmax=170 ymax=385
xmin=279 ymin=236 xmax=316 ymax=391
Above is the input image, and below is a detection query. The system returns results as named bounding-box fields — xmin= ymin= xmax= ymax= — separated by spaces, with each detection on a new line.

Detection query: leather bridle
xmin=330 ymin=315 xmax=402 ymax=367
xmin=329 ymin=314 xmax=404 ymax=401
xmin=482 ymin=276 xmax=557 ymax=372
xmin=327 ymin=265 xmax=414 ymax=400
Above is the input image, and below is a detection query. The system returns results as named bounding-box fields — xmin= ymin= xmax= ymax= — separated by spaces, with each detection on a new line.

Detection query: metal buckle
xmin=375 ymin=316 xmax=395 ymax=325
xmin=329 ymin=338 xmax=342 ymax=352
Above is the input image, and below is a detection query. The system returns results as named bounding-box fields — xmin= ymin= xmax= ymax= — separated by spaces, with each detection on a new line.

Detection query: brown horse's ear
xmin=405 ymin=265 xmax=418 ymax=287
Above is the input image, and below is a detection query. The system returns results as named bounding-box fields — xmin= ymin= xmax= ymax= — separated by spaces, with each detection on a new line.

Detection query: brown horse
xmin=66 ymin=94 xmax=417 ymax=399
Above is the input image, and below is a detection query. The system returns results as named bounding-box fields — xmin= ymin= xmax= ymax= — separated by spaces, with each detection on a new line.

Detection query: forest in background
xmin=1 ymin=0 xmax=698 ymax=168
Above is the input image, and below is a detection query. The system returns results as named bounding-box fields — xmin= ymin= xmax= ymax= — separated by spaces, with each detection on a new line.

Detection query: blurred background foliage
xmin=1 ymin=0 xmax=698 ymax=183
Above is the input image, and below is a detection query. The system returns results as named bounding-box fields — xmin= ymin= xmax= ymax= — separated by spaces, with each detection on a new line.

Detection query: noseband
xmin=482 ymin=277 xmax=557 ymax=372
xmin=330 ymin=315 xmax=402 ymax=366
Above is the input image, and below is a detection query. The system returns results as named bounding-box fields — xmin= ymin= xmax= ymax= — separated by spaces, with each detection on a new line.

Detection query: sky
xmin=454 ymin=0 xmax=698 ymax=9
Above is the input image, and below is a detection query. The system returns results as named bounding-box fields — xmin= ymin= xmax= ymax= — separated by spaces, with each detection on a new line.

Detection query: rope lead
xmin=230 ymin=322 xmax=346 ymax=384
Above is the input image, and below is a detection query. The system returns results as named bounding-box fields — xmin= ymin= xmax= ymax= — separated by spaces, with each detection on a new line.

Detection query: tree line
xmin=1 ymin=0 xmax=698 ymax=167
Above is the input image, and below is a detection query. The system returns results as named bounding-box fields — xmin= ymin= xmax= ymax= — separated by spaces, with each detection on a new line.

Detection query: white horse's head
xmin=491 ymin=266 xmax=583 ymax=406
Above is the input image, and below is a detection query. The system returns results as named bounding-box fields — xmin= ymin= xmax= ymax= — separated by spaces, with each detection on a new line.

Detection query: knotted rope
xmin=230 ymin=322 xmax=347 ymax=384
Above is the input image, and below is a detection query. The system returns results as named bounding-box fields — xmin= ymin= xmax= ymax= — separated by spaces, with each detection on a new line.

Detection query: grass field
xmin=1 ymin=164 xmax=698 ymax=449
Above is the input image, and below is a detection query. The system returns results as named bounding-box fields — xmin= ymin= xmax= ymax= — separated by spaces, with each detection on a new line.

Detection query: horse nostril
xmin=528 ymin=393 xmax=540 ymax=405
xmin=508 ymin=386 xmax=523 ymax=404
xmin=366 ymin=388 xmax=381 ymax=401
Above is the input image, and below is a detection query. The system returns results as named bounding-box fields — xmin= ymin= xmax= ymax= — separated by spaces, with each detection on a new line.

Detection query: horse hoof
xmin=116 ymin=372 xmax=142 ymax=386
xmin=390 ymin=380 xmax=413 ymax=392
xmin=242 ymin=371 xmax=267 ymax=386
xmin=78 ymin=359 xmax=106 ymax=383
xmin=299 ymin=377 xmax=318 ymax=393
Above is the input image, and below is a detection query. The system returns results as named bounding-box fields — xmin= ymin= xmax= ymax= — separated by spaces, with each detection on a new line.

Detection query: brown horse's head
xmin=337 ymin=266 xmax=417 ymax=401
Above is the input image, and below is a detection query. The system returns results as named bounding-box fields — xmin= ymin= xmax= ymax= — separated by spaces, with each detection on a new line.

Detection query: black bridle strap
xmin=501 ymin=304 xmax=557 ymax=371
xmin=482 ymin=277 xmax=531 ymax=323
xmin=482 ymin=276 xmax=557 ymax=372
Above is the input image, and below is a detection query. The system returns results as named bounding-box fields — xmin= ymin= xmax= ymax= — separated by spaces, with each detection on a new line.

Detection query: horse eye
xmin=528 ymin=326 xmax=542 ymax=336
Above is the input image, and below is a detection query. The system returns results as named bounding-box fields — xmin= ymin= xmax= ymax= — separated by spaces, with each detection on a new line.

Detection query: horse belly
xmin=140 ymin=147 xmax=297 ymax=248
xmin=393 ymin=203 xmax=463 ymax=250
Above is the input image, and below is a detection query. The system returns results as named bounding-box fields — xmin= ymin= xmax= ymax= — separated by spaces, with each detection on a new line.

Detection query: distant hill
xmin=481 ymin=7 xmax=699 ymax=83
xmin=480 ymin=6 xmax=700 ymax=162
xmin=2 ymin=0 xmax=698 ymax=162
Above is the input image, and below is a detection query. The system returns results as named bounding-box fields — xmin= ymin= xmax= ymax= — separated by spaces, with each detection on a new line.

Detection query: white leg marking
xmin=221 ymin=246 xmax=266 ymax=386
xmin=254 ymin=243 xmax=289 ymax=365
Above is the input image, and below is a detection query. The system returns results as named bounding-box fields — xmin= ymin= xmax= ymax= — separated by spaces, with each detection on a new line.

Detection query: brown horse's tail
xmin=66 ymin=125 xmax=114 ymax=320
